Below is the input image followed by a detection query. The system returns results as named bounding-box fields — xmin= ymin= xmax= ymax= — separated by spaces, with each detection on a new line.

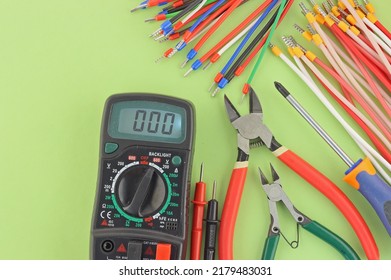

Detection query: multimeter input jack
xmin=101 ymin=240 xmax=114 ymax=253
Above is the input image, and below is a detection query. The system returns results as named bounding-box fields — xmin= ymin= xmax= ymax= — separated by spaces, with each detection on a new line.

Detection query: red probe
xmin=190 ymin=163 xmax=207 ymax=260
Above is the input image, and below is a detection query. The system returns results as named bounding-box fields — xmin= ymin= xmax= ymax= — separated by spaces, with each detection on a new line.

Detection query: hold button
xmin=171 ymin=156 xmax=182 ymax=166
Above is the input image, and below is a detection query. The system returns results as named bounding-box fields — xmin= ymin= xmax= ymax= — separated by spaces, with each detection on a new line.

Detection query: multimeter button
xmin=155 ymin=243 xmax=171 ymax=260
xmin=104 ymin=142 xmax=119 ymax=154
xmin=127 ymin=242 xmax=143 ymax=260
xmin=171 ymin=156 xmax=182 ymax=166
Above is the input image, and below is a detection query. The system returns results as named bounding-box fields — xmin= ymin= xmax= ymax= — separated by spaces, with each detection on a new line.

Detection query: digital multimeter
xmin=91 ymin=93 xmax=195 ymax=260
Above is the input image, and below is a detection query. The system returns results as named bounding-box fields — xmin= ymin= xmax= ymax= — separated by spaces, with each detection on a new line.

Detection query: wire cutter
xmin=218 ymin=87 xmax=378 ymax=260
xmin=258 ymin=164 xmax=359 ymax=260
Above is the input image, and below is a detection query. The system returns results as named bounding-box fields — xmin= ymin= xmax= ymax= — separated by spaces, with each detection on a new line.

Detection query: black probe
xmin=203 ymin=180 xmax=219 ymax=260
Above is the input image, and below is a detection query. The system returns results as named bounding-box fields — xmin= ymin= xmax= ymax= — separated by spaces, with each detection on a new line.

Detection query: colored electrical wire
xmin=182 ymin=0 xmax=244 ymax=64
xmin=233 ymin=0 xmax=294 ymax=81
xmin=179 ymin=0 xmax=228 ymax=66
xmin=183 ymin=0 xmax=273 ymax=75
xmin=327 ymin=16 xmax=391 ymax=122
xmin=243 ymin=0 xmax=288 ymax=94
xmin=211 ymin=3 xmax=281 ymax=96
xmin=170 ymin=0 xmax=237 ymax=55
xmin=269 ymin=43 xmax=391 ymax=176
xmin=340 ymin=0 xmax=391 ymax=75
xmin=210 ymin=0 xmax=279 ymax=96
xmin=303 ymin=7 xmax=391 ymax=137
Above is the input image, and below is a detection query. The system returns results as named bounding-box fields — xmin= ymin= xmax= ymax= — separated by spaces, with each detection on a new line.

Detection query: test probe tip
xmin=199 ymin=162 xmax=204 ymax=182
xmin=212 ymin=180 xmax=217 ymax=199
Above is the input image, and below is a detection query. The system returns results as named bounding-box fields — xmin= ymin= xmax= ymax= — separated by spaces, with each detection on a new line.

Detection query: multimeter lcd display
xmin=108 ymin=100 xmax=186 ymax=143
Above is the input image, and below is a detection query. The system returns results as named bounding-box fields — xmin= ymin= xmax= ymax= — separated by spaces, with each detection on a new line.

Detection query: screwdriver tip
xmin=274 ymin=81 xmax=291 ymax=98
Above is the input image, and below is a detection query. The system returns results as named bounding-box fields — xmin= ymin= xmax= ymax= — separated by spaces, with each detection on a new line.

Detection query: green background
xmin=0 ymin=0 xmax=390 ymax=260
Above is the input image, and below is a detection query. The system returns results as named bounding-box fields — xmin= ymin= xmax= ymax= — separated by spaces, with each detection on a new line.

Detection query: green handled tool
xmin=258 ymin=165 xmax=360 ymax=260
xmin=275 ymin=81 xmax=391 ymax=237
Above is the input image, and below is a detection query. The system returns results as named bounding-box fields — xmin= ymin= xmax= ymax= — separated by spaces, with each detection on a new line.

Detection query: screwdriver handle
xmin=344 ymin=158 xmax=391 ymax=236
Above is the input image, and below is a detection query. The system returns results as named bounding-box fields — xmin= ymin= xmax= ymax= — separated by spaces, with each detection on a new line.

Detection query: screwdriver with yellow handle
xmin=275 ymin=81 xmax=391 ymax=236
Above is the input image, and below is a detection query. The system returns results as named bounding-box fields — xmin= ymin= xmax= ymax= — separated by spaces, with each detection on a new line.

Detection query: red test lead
xmin=191 ymin=162 xmax=207 ymax=260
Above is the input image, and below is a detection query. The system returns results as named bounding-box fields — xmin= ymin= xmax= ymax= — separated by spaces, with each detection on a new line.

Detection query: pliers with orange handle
xmin=219 ymin=87 xmax=379 ymax=260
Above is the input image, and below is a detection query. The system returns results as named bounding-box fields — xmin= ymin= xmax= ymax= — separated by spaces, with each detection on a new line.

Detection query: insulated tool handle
xmin=302 ymin=221 xmax=360 ymax=260
xmin=261 ymin=235 xmax=280 ymax=260
xmin=344 ymin=158 xmax=391 ymax=236
xmin=274 ymin=147 xmax=379 ymax=260
xmin=219 ymin=161 xmax=248 ymax=260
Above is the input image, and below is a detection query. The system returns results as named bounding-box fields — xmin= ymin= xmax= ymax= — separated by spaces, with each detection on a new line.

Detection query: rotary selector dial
xmin=111 ymin=161 xmax=172 ymax=222
xmin=116 ymin=165 xmax=166 ymax=218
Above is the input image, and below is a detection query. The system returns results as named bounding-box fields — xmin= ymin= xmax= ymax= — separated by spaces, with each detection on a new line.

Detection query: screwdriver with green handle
xmin=275 ymin=81 xmax=391 ymax=236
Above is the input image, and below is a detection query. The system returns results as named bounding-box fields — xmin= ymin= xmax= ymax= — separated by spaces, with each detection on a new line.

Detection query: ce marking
xmin=100 ymin=210 xmax=112 ymax=220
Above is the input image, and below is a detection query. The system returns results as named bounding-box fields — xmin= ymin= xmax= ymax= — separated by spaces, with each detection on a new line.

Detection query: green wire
xmin=246 ymin=0 xmax=287 ymax=85
xmin=166 ymin=11 xmax=180 ymax=19
xmin=165 ymin=0 xmax=217 ymax=19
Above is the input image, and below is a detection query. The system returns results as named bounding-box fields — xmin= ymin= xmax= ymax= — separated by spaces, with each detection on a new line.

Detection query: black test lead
xmin=203 ymin=179 xmax=219 ymax=260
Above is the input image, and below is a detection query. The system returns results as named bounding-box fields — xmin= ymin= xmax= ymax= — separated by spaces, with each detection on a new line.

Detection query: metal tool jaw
xmin=223 ymin=87 xmax=274 ymax=155
xmin=258 ymin=165 xmax=308 ymax=235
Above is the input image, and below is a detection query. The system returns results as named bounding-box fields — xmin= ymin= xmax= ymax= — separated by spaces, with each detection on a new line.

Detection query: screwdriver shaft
xmin=275 ymin=82 xmax=355 ymax=167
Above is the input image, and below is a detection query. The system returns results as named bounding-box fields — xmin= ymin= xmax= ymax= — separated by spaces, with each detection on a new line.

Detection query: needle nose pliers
xmin=258 ymin=164 xmax=360 ymax=260
xmin=218 ymin=87 xmax=378 ymax=260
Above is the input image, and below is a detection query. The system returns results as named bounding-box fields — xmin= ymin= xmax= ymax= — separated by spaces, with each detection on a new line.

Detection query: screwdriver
xmin=191 ymin=162 xmax=207 ymax=260
xmin=204 ymin=180 xmax=219 ymax=260
xmin=275 ymin=81 xmax=391 ymax=236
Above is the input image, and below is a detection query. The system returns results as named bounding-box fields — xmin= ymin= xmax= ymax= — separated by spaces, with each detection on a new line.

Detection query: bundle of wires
xmin=131 ymin=0 xmax=294 ymax=99
xmin=268 ymin=0 xmax=391 ymax=185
